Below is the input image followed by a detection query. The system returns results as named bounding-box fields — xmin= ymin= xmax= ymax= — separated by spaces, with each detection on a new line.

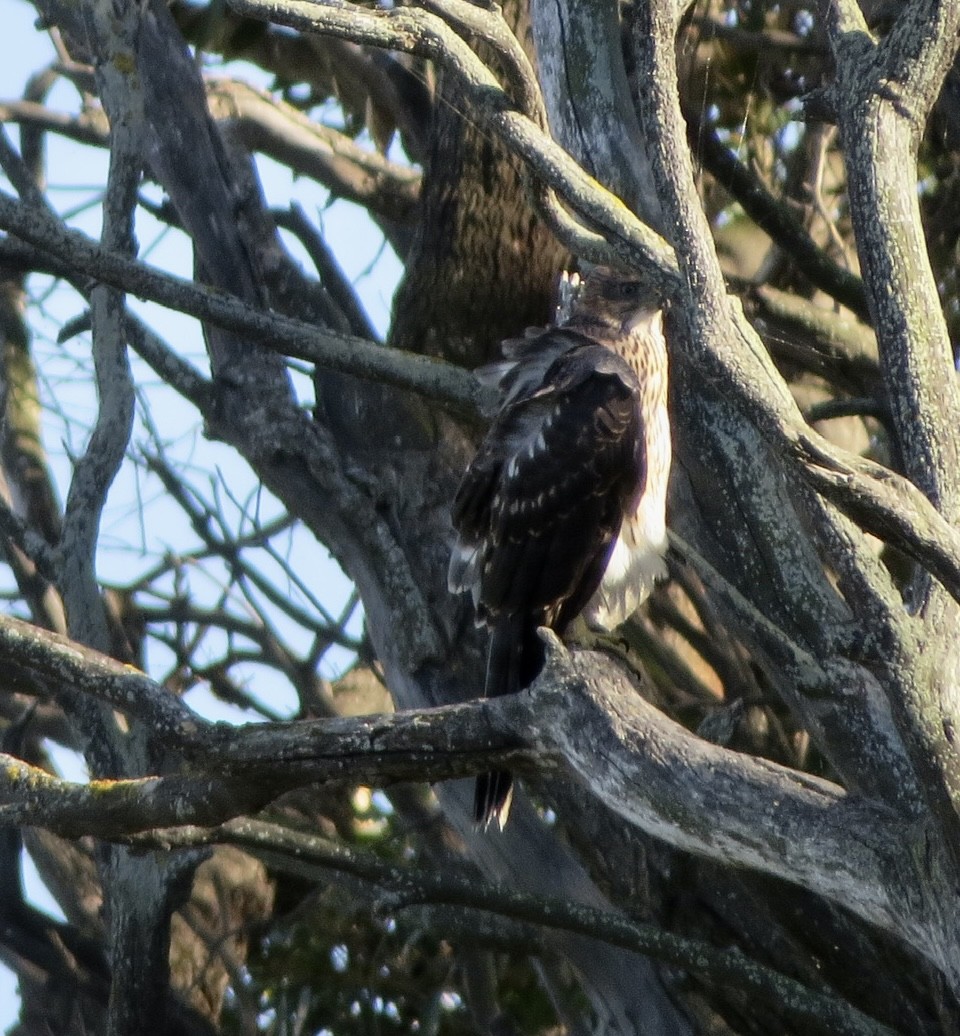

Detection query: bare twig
xmin=130 ymin=817 xmax=898 ymax=1036
xmin=689 ymin=115 xmax=869 ymax=320
xmin=273 ymin=204 xmax=381 ymax=341
xmin=0 ymin=189 xmax=485 ymax=415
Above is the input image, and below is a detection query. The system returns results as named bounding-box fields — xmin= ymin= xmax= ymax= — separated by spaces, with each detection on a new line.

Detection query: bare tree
xmin=1 ymin=0 xmax=959 ymax=1033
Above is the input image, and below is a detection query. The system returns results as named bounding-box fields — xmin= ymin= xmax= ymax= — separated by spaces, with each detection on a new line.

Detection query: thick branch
xmin=0 ymin=607 xmax=927 ymax=956
xmin=823 ymin=0 xmax=960 ymax=513
xmin=822 ymin=0 xmax=960 ymax=874
xmin=532 ymin=634 xmax=904 ymax=934
xmin=0 ymin=702 xmax=540 ymax=838
xmin=225 ymin=0 xmax=680 ymax=285
xmin=530 ymin=0 xmax=667 ymax=232
xmin=0 ymin=613 xmax=198 ymax=742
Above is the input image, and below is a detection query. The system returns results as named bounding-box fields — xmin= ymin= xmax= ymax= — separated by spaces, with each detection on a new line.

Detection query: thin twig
xmin=0 ymin=188 xmax=484 ymax=415
xmin=130 ymin=817 xmax=899 ymax=1036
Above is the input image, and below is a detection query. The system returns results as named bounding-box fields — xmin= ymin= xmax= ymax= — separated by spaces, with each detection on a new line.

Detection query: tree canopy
xmin=1 ymin=0 xmax=960 ymax=1034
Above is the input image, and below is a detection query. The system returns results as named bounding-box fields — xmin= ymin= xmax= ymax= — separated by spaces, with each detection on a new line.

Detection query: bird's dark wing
xmin=476 ymin=328 xmax=598 ymax=408
xmin=450 ymin=341 xmax=646 ymax=830
xmin=450 ymin=341 xmax=646 ymax=631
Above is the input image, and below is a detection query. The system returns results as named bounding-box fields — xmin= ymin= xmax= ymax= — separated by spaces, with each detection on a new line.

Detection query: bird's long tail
xmin=475 ymin=615 xmax=543 ymax=829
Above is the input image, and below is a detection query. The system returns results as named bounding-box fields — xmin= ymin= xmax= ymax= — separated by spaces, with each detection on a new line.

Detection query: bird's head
xmin=572 ymin=266 xmax=661 ymax=334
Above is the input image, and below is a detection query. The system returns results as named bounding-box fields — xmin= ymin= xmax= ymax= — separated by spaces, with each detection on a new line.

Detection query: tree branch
xmin=0 ymin=190 xmax=485 ymax=415
xmin=690 ymin=115 xmax=869 ymax=321
xmin=0 ymin=98 xmax=110 ymax=150
xmin=530 ymin=0 xmax=667 ymax=232
xmin=0 ymin=613 xmax=199 ymax=743
xmin=0 ymin=602 xmax=936 ymax=969
xmin=7 ymin=21 xmax=952 ymax=618
xmin=128 ymin=817 xmax=899 ymax=1036
xmin=531 ymin=633 xmax=910 ymax=930
xmin=205 ymin=78 xmax=419 ymax=225
xmin=1 ymin=80 xmax=421 ymax=229
xmin=225 ymin=0 xmax=680 ymax=286
xmin=56 ymin=87 xmax=137 ymax=659
xmin=823 ymin=0 xmax=960 ymax=513
xmin=793 ymin=433 xmax=960 ymax=603
xmin=420 ymin=0 xmax=546 ymax=124
xmin=821 ymin=0 xmax=960 ymax=877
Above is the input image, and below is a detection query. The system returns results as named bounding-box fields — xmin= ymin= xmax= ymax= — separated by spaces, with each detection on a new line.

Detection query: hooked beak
xmin=621 ymin=306 xmax=660 ymax=335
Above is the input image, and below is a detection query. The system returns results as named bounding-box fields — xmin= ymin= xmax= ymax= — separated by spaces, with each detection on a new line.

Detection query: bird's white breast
xmin=583 ymin=521 xmax=667 ymax=630
xmin=582 ymin=397 xmax=670 ymax=631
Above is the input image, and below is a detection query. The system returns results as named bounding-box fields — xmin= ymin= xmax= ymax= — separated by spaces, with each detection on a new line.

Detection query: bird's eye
xmin=616 ymin=282 xmax=643 ymax=299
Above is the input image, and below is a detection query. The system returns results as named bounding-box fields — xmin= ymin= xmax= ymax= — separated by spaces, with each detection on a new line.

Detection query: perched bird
xmin=448 ymin=267 xmax=671 ymax=829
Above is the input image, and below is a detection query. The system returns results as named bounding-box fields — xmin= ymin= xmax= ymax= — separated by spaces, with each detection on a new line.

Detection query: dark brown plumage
xmin=449 ymin=269 xmax=670 ymax=828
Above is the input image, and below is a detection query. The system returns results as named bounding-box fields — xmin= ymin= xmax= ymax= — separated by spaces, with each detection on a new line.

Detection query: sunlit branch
xmin=1 ymin=83 xmax=420 ymax=226
xmin=206 ymin=78 xmax=420 ymax=225
xmin=0 ymin=98 xmax=109 ymax=149
xmin=226 ymin=0 xmax=680 ymax=284
xmin=419 ymin=0 xmax=547 ymax=124
xmin=0 ymin=612 xmax=198 ymax=740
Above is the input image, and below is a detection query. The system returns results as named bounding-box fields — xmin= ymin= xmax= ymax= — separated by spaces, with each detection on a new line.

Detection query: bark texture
xmin=1 ymin=0 xmax=960 ymax=1033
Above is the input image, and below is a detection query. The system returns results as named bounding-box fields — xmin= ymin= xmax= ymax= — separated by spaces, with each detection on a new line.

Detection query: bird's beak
xmin=622 ymin=307 xmax=659 ymax=335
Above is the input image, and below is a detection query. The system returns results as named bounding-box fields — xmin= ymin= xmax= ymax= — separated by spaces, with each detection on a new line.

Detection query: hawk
xmin=448 ymin=267 xmax=671 ymax=829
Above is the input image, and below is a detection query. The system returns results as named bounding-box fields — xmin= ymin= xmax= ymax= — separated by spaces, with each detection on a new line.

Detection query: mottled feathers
xmin=448 ymin=270 xmax=670 ymax=828
xmin=449 ymin=337 xmax=646 ymax=633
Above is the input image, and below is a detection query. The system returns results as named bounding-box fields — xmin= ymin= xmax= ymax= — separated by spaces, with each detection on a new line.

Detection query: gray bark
xmin=2 ymin=0 xmax=960 ymax=1031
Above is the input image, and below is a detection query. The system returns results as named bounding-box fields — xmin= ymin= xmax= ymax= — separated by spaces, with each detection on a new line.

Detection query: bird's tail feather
xmin=474 ymin=769 xmax=514 ymax=830
xmin=474 ymin=616 xmax=542 ymax=829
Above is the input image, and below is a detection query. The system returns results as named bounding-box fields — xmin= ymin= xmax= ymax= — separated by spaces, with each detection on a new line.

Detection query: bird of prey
xmin=448 ymin=267 xmax=671 ymax=829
